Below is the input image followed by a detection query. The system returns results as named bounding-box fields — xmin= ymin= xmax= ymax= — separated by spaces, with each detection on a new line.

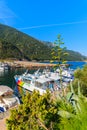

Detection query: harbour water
xmin=67 ymin=61 xmax=87 ymax=69
xmin=0 ymin=61 xmax=87 ymax=89
xmin=0 ymin=68 xmax=26 ymax=88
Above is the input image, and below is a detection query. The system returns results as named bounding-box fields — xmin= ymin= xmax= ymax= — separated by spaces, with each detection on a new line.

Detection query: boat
xmin=14 ymin=68 xmax=74 ymax=96
xmin=0 ymin=65 xmax=4 ymax=71
xmin=0 ymin=63 xmax=10 ymax=71
xmin=0 ymin=85 xmax=20 ymax=112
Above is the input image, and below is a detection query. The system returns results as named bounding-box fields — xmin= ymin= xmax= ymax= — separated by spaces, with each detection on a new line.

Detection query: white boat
xmin=0 ymin=85 xmax=20 ymax=112
xmin=0 ymin=63 xmax=10 ymax=71
xmin=0 ymin=66 xmax=4 ymax=71
xmin=14 ymin=68 xmax=74 ymax=96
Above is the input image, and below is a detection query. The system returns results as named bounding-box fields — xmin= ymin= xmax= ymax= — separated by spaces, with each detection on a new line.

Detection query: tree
xmin=6 ymin=90 xmax=60 ymax=130
xmin=51 ymin=34 xmax=68 ymax=69
xmin=51 ymin=34 xmax=69 ymax=95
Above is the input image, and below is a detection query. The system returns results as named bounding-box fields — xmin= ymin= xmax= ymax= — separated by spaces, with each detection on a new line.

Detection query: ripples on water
xmin=0 ymin=61 xmax=87 ymax=89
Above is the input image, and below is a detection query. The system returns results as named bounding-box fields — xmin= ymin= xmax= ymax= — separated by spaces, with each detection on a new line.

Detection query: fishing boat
xmin=14 ymin=68 xmax=74 ymax=96
xmin=0 ymin=85 xmax=20 ymax=112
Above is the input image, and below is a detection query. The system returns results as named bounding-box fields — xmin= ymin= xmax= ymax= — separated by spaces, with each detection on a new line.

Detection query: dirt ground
xmin=0 ymin=106 xmax=18 ymax=130
xmin=0 ymin=110 xmax=10 ymax=130
xmin=0 ymin=118 xmax=7 ymax=130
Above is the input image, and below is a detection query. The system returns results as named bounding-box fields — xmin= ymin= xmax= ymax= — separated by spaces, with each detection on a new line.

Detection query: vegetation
xmin=6 ymin=85 xmax=87 ymax=130
xmin=6 ymin=91 xmax=60 ymax=130
xmin=51 ymin=34 xmax=69 ymax=94
xmin=51 ymin=34 xmax=68 ymax=67
xmin=0 ymin=23 xmax=87 ymax=61
xmin=58 ymin=89 xmax=87 ymax=130
xmin=66 ymin=50 xmax=87 ymax=61
xmin=0 ymin=24 xmax=51 ymax=61
xmin=73 ymin=64 xmax=87 ymax=96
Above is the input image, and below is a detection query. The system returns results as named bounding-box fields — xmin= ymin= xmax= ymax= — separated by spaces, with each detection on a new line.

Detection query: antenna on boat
xmin=24 ymin=69 xmax=28 ymax=75
xmin=34 ymin=68 xmax=40 ymax=75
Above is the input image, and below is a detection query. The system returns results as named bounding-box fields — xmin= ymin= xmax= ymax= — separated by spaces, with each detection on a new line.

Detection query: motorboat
xmin=0 ymin=62 xmax=10 ymax=71
xmin=0 ymin=85 xmax=20 ymax=112
xmin=14 ymin=68 xmax=74 ymax=96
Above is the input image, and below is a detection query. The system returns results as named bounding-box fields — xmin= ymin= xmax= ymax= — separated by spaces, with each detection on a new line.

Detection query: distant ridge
xmin=0 ymin=23 xmax=87 ymax=61
xmin=43 ymin=41 xmax=87 ymax=61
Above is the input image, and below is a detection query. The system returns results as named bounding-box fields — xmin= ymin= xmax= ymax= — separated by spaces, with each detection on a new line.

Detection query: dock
xmin=3 ymin=61 xmax=55 ymax=69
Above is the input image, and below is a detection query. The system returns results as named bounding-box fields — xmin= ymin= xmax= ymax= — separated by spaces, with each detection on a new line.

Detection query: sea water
xmin=67 ymin=61 xmax=87 ymax=69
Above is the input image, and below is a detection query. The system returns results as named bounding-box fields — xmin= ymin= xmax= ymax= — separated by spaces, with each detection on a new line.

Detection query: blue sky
xmin=0 ymin=0 xmax=87 ymax=56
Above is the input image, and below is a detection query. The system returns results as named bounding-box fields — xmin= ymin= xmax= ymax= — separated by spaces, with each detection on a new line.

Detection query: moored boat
xmin=0 ymin=85 xmax=20 ymax=112
xmin=0 ymin=62 xmax=10 ymax=71
xmin=14 ymin=68 xmax=74 ymax=96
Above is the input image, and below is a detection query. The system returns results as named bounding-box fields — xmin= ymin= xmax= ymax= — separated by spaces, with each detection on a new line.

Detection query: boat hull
xmin=14 ymin=76 xmax=46 ymax=96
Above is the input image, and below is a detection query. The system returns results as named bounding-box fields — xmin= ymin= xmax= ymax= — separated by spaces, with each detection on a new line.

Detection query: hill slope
xmin=0 ymin=23 xmax=86 ymax=61
xmin=65 ymin=50 xmax=87 ymax=61
xmin=43 ymin=41 xmax=87 ymax=61
xmin=0 ymin=24 xmax=51 ymax=60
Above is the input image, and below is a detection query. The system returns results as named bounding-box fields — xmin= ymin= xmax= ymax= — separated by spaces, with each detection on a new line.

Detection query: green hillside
xmin=65 ymin=50 xmax=87 ymax=61
xmin=43 ymin=42 xmax=87 ymax=61
xmin=0 ymin=23 xmax=86 ymax=61
xmin=0 ymin=24 xmax=51 ymax=61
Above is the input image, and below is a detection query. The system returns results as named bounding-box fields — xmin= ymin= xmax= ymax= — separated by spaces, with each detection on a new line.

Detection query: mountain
xmin=65 ymin=50 xmax=87 ymax=61
xmin=0 ymin=23 xmax=86 ymax=61
xmin=0 ymin=24 xmax=51 ymax=61
xmin=43 ymin=41 xmax=87 ymax=61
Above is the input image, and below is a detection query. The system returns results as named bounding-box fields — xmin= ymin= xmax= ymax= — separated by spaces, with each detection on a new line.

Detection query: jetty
xmin=4 ymin=61 xmax=55 ymax=69
xmin=0 ymin=60 xmax=71 ymax=70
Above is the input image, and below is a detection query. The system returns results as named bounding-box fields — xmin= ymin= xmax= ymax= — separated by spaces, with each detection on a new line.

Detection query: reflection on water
xmin=0 ymin=69 xmax=8 ymax=76
xmin=0 ymin=68 xmax=27 ymax=88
